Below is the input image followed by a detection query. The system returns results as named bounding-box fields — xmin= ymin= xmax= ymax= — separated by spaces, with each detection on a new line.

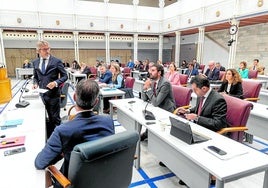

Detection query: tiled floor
xmin=5 ymin=79 xmax=268 ymax=188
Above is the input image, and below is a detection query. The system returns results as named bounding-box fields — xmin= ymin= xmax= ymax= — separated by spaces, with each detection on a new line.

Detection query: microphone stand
xmin=15 ymin=79 xmax=31 ymax=108
xmin=142 ymin=93 xmax=156 ymax=120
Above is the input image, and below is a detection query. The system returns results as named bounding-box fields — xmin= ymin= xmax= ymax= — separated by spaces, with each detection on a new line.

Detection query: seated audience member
xmin=192 ymin=58 xmax=200 ymax=69
xmin=156 ymin=60 xmax=163 ymax=66
xmin=103 ymin=63 xmax=124 ymax=113
xmin=238 ymin=61 xmax=249 ymax=79
xmin=181 ymin=60 xmax=188 ymax=69
xmin=218 ymin=69 xmax=244 ymax=99
xmin=249 ymin=59 xmax=264 ymax=75
xmin=98 ymin=64 xmax=112 ymax=85
xmin=126 ymin=58 xmax=135 ymax=69
xmin=204 ymin=60 xmax=220 ymax=80
xmin=134 ymin=60 xmax=143 ymax=71
xmin=22 ymin=59 xmax=33 ymax=79
xmin=142 ymin=59 xmax=150 ymax=72
xmin=34 ymin=79 xmax=115 ymax=188
xmin=71 ymin=60 xmax=81 ymax=70
xmin=215 ymin=62 xmax=226 ymax=71
xmin=141 ymin=64 xmax=176 ymax=141
xmin=62 ymin=61 xmax=70 ymax=68
xmin=165 ymin=62 xmax=180 ymax=85
xmin=176 ymin=76 xmax=227 ymax=186
xmin=22 ymin=59 xmax=32 ymax=68
xmin=76 ymin=62 xmax=92 ymax=82
xmin=176 ymin=75 xmax=227 ymax=132
xmin=184 ymin=62 xmax=199 ymax=78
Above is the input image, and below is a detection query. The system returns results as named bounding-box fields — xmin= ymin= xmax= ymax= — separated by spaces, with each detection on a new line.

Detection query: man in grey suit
xmin=141 ymin=63 xmax=176 ymax=140
xmin=177 ymin=75 xmax=227 ymax=132
xmin=32 ymin=40 xmax=68 ymax=138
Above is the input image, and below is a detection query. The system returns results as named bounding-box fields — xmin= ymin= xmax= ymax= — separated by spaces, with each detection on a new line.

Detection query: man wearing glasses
xmin=32 ymin=40 xmax=68 ymax=138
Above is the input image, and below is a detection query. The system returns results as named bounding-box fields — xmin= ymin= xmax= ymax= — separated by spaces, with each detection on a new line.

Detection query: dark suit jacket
xmin=218 ymin=81 xmax=244 ymax=99
xmin=81 ymin=66 xmax=92 ymax=77
xmin=32 ymin=56 xmax=68 ymax=98
xmin=35 ymin=111 xmax=115 ymax=177
xmin=184 ymin=68 xmax=199 ymax=77
xmin=190 ymin=90 xmax=227 ymax=132
xmin=205 ymin=68 xmax=220 ymax=80
xmin=99 ymin=70 xmax=112 ymax=84
xmin=142 ymin=77 xmax=176 ymax=113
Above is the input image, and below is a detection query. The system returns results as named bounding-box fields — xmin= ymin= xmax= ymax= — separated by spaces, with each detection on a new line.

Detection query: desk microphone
xmin=142 ymin=90 xmax=156 ymax=120
xmin=15 ymin=79 xmax=31 ymax=108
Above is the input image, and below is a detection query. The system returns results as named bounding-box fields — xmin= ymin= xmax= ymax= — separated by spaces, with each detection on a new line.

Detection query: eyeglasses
xmin=39 ymin=48 xmax=50 ymax=51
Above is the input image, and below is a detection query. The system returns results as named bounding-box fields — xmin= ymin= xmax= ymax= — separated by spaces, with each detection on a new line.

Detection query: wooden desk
xmin=15 ymin=68 xmax=34 ymax=80
xmin=259 ymin=89 xmax=268 ymax=105
xmin=110 ymin=98 xmax=268 ymax=188
xmin=133 ymin=79 xmax=144 ymax=98
xmin=0 ymin=83 xmax=46 ymax=187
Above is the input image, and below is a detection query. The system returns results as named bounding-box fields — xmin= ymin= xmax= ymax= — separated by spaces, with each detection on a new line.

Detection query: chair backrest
xmin=60 ymin=82 xmax=69 ymax=108
xmin=123 ymin=67 xmax=131 ymax=79
xmin=125 ymin=76 xmax=135 ymax=88
xmin=223 ymin=94 xmax=253 ymax=142
xmin=199 ymin=64 xmax=205 ymax=73
xmin=242 ymin=80 xmax=262 ymax=102
xmin=248 ymin=70 xmax=258 ymax=79
xmin=178 ymin=74 xmax=188 ymax=86
xmin=89 ymin=67 xmax=97 ymax=79
xmin=67 ymin=131 xmax=139 ymax=188
xmin=219 ymin=71 xmax=226 ymax=81
xmin=172 ymin=85 xmax=193 ymax=108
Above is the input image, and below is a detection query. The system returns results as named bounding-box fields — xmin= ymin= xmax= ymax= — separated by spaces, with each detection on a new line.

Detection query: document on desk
xmin=0 ymin=119 xmax=24 ymax=130
xmin=35 ymin=88 xmax=48 ymax=93
xmin=204 ymin=145 xmax=248 ymax=160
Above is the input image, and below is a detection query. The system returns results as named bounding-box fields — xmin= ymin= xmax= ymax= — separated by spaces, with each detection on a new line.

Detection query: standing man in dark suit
xmin=32 ymin=40 xmax=68 ymax=138
xmin=141 ymin=63 xmax=176 ymax=141
xmin=176 ymin=75 xmax=227 ymax=132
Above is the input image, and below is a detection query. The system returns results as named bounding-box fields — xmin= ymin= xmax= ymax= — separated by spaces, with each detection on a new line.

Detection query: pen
xmin=1 ymin=141 xmax=16 ymax=145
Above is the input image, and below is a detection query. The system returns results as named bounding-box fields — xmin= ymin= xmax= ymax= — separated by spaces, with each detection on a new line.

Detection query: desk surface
xmin=110 ymin=98 xmax=268 ymax=188
xmin=0 ymin=83 xmax=46 ymax=188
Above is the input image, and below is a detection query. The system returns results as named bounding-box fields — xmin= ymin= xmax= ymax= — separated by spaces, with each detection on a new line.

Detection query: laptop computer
xmin=169 ymin=116 xmax=210 ymax=144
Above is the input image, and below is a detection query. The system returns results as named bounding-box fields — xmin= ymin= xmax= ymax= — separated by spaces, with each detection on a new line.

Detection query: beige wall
xmin=5 ymin=49 xmax=131 ymax=77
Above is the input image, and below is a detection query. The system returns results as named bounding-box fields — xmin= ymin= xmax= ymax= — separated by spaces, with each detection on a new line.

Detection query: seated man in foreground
xmin=34 ymin=79 xmax=115 ymax=188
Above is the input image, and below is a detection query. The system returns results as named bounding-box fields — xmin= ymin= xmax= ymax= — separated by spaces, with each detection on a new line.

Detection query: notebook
xmin=169 ymin=116 xmax=210 ymax=144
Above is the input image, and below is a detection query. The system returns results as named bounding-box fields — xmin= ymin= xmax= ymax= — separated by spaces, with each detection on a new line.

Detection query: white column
xmin=158 ymin=35 xmax=163 ymax=62
xmin=105 ymin=32 xmax=110 ymax=64
xmin=37 ymin=30 xmax=43 ymax=41
xmin=228 ymin=21 xmax=239 ymax=68
xmin=197 ymin=27 xmax=205 ymax=64
xmin=175 ymin=31 xmax=181 ymax=67
xmin=73 ymin=31 xmax=79 ymax=62
xmin=133 ymin=34 xmax=138 ymax=62
xmin=0 ymin=29 xmax=6 ymax=67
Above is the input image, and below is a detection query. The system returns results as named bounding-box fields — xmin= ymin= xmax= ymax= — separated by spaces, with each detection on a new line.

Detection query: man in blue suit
xmin=32 ymin=40 xmax=68 ymax=138
xmin=35 ymin=79 xmax=115 ymax=188
xmin=184 ymin=62 xmax=199 ymax=78
xmin=204 ymin=60 xmax=220 ymax=80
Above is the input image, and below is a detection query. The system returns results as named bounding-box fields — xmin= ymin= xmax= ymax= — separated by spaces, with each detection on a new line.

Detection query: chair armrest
xmin=243 ymin=97 xmax=260 ymax=102
xmin=68 ymin=105 xmax=76 ymax=120
xmin=181 ymin=84 xmax=187 ymax=87
xmin=217 ymin=126 xmax=248 ymax=135
xmin=47 ymin=165 xmax=71 ymax=188
xmin=173 ymin=105 xmax=191 ymax=114
xmin=60 ymin=94 xmax=66 ymax=98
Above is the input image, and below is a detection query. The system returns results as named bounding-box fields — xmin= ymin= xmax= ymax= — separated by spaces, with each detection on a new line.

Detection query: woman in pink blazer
xmin=165 ymin=62 xmax=181 ymax=85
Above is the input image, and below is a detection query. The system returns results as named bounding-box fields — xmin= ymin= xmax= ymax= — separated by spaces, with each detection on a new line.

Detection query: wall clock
xmin=229 ymin=25 xmax=238 ymax=35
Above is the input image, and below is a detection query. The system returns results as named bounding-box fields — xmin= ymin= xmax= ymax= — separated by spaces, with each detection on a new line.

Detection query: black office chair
xmin=60 ymin=82 xmax=70 ymax=110
xmin=47 ymin=131 xmax=139 ymax=188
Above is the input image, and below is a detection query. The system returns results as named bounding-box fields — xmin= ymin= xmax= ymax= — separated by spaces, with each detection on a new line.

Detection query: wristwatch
xmin=194 ymin=115 xmax=199 ymax=122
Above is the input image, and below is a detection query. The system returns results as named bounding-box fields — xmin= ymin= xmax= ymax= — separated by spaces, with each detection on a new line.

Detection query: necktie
xmin=197 ymin=96 xmax=205 ymax=116
xmin=153 ymin=82 xmax=157 ymax=96
xmin=253 ymin=66 xmax=256 ymax=70
xmin=42 ymin=59 xmax=46 ymax=74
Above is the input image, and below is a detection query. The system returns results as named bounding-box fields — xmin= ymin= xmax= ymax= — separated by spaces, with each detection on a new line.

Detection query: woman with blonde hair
xmin=110 ymin=63 xmax=124 ymax=88
xmin=165 ymin=62 xmax=180 ymax=85
xmin=218 ymin=68 xmax=244 ymax=99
